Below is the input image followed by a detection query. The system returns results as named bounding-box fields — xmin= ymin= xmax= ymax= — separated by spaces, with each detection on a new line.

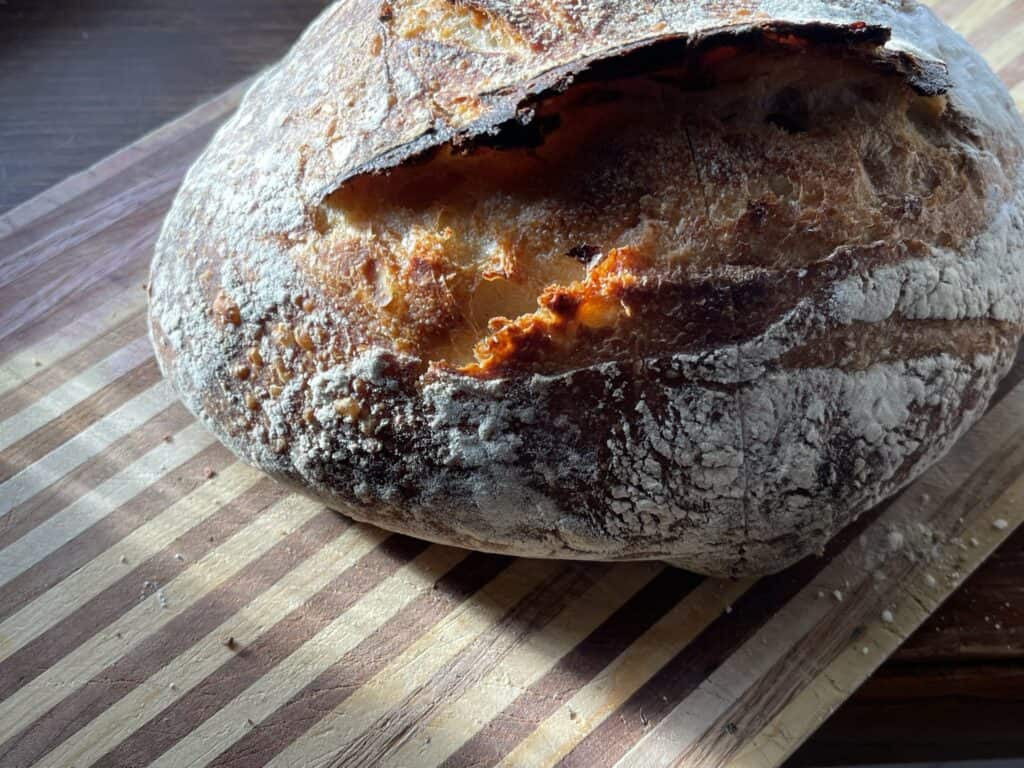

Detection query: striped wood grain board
xmin=1 ymin=1 xmax=1023 ymax=766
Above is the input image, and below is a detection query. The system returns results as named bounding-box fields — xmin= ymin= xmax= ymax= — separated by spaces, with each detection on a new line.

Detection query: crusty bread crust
xmin=149 ymin=0 xmax=1024 ymax=576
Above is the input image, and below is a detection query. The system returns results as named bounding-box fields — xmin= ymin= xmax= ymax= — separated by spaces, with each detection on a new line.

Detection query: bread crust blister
xmin=149 ymin=0 xmax=1024 ymax=576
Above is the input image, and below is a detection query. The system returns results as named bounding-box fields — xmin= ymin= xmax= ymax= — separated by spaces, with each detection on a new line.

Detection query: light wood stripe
xmin=613 ymin=560 xmax=882 ymax=768
xmin=0 ymin=336 xmax=153 ymax=453
xmin=947 ymin=0 xmax=1018 ymax=37
xmin=0 ymin=381 xmax=176 ymax=517
xmin=39 ymin=524 xmax=388 ymax=768
xmin=977 ymin=16 xmax=1024 ymax=69
xmin=0 ymin=494 xmax=324 ymax=747
xmin=0 ymin=290 xmax=145 ymax=398
xmin=1012 ymin=80 xmax=1024 ymax=111
xmin=492 ymin=577 xmax=753 ymax=768
xmin=613 ymin=515 xmax=944 ymax=767
xmin=0 ymin=462 xmax=260 ymax=664
xmin=381 ymin=562 xmax=664 ymax=768
xmin=0 ymin=317 xmax=146 ymax=425
xmin=732 ymin=459 xmax=1024 ymax=768
xmin=0 ymin=421 xmax=217 ymax=588
xmin=147 ymin=545 xmax=476 ymax=768
xmin=264 ymin=558 xmax=571 ymax=768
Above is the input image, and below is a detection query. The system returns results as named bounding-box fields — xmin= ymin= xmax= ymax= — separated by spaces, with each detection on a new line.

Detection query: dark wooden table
xmin=2 ymin=2 xmax=1022 ymax=764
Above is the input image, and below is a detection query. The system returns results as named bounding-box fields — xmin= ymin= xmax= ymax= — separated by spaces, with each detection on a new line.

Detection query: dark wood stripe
xmin=0 ymin=262 xmax=150 ymax=364
xmin=557 ymin=502 xmax=893 ymax=768
xmin=0 ymin=312 xmax=146 ymax=422
xmin=0 ymin=167 xmax=189 ymax=358
xmin=207 ymin=551 xmax=515 ymax=768
xmin=0 ymin=401 xmax=195 ymax=551
xmin=442 ymin=567 xmax=704 ymax=768
xmin=0 ymin=358 xmax=161 ymax=483
xmin=0 ymin=474 xmax=283 ymax=704
xmin=0 ymin=442 xmax=233 ymax=624
xmin=331 ymin=561 xmax=600 ymax=768
xmin=0 ymin=508 xmax=344 ymax=768
xmin=91 ymin=535 xmax=430 ymax=768
xmin=0 ymin=80 xmax=242 ymax=259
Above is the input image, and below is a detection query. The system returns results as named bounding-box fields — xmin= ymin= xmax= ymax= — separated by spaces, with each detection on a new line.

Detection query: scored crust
xmin=149 ymin=0 xmax=1024 ymax=576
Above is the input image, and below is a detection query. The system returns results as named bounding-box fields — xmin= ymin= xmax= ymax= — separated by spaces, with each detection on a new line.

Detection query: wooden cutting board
xmin=1 ymin=2 xmax=1023 ymax=766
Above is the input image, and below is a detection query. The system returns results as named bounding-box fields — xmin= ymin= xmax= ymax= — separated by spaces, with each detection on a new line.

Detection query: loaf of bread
xmin=149 ymin=0 xmax=1024 ymax=576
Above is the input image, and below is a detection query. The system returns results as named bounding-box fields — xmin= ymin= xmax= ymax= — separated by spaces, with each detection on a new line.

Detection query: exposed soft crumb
xmin=881 ymin=609 xmax=894 ymax=623
xmin=203 ymin=466 xmax=216 ymax=479
xmin=832 ymin=590 xmax=843 ymax=603
xmin=924 ymin=573 xmax=937 ymax=588
xmin=992 ymin=518 xmax=1009 ymax=530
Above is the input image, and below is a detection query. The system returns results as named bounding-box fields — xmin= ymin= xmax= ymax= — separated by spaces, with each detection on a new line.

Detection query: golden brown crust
xmin=149 ymin=0 xmax=1024 ymax=576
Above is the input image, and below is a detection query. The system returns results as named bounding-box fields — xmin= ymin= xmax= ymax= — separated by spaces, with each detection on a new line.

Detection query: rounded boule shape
xmin=149 ymin=0 xmax=1024 ymax=576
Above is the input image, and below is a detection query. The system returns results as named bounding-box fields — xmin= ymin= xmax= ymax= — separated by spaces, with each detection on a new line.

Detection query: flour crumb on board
xmin=924 ymin=573 xmax=938 ymax=588
xmin=119 ymin=555 xmax=128 ymax=564
xmin=832 ymin=589 xmax=844 ymax=602
xmin=203 ymin=466 xmax=216 ymax=479
xmin=881 ymin=609 xmax=894 ymax=623
xmin=992 ymin=518 xmax=1009 ymax=530
xmin=886 ymin=529 xmax=905 ymax=552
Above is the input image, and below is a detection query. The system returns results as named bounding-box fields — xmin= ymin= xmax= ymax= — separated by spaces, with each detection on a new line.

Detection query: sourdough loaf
xmin=149 ymin=0 xmax=1024 ymax=576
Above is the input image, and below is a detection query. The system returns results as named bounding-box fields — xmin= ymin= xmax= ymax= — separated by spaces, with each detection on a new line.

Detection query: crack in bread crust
xmin=149 ymin=0 xmax=1024 ymax=575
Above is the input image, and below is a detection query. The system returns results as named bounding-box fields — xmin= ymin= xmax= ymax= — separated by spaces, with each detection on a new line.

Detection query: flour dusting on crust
xmin=149 ymin=0 xmax=1024 ymax=576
